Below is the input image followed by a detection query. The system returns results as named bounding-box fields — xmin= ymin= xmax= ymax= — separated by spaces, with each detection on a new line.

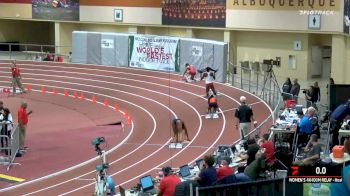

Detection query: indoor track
xmin=0 ymin=60 xmax=273 ymax=195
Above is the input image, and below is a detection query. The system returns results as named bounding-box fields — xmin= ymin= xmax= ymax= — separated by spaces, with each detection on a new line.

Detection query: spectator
xmin=68 ymin=51 xmax=72 ymax=62
xmin=239 ymin=137 xmax=260 ymax=166
xmin=282 ymin=77 xmax=292 ymax=101
xmin=0 ymin=108 xmax=12 ymax=155
xmin=35 ymin=54 xmax=42 ymax=61
xmin=216 ymin=157 xmax=234 ymax=181
xmin=330 ymin=100 xmax=350 ymax=147
xmin=11 ymin=60 xmax=26 ymax=95
xmin=44 ymin=51 xmax=54 ymax=61
xmin=194 ymin=155 xmax=217 ymax=187
xmin=171 ymin=119 xmax=191 ymax=143
xmin=293 ymin=134 xmax=321 ymax=166
xmin=290 ymin=78 xmax=300 ymax=103
xmin=305 ymin=86 xmax=318 ymax=109
xmin=235 ymin=151 xmax=266 ymax=182
xmin=18 ymin=102 xmax=33 ymax=154
xmin=158 ymin=166 xmax=181 ymax=196
xmin=235 ymin=96 xmax=257 ymax=140
xmin=0 ymin=100 xmax=4 ymax=114
xmin=297 ymin=107 xmax=316 ymax=145
xmin=313 ymin=81 xmax=321 ymax=102
xmin=200 ymin=67 xmax=217 ymax=98
xmin=258 ymin=134 xmax=275 ymax=166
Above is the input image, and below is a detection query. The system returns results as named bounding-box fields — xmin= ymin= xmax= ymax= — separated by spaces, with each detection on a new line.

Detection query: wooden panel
xmin=80 ymin=0 xmax=161 ymax=7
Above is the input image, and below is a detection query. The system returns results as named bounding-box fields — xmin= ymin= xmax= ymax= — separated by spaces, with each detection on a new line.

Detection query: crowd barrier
xmin=196 ymin=178 xmax=286 ymax=196
xmin=0 ymin=43 xmax=70 ymax=62
xmin=0 ymin=125 xmax=21 ymax=171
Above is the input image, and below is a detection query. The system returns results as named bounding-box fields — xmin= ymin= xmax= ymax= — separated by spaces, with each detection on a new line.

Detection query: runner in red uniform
xmin=183 ymin=63 xmax=197 ymax=82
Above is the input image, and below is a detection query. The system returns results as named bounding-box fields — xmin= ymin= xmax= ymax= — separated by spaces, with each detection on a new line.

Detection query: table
xmin=329 ymin=152 xmax=350 ymax=164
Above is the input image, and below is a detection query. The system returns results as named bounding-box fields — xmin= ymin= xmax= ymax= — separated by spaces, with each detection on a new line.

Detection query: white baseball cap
xmin=240 ymin=96 xmax=246 ymax=102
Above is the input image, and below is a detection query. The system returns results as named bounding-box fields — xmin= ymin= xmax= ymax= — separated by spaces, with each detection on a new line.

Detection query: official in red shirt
xmin=18 ymin=102 xmax=32 ymax=151
xmin=11 ymin=60 xmax=26 ymax=95
xmin=157 ymin=166 xmax=181 ymax=196
xmin=216 ymin=157 xmax=234 ymax=180
xmin=259 ymin=134 xmax=276 ymax=166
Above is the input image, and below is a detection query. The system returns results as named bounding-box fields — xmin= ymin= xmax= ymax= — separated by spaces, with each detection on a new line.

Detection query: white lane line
xmin=0 ymin=84 xmax=159 ymax=194
xmin=0 ymin=86 xmax=136 ymax=192
xmin=58 ymin=107 xmax=204 ymax=196
xmin=8 ymin=79 xmax=203 ymax=194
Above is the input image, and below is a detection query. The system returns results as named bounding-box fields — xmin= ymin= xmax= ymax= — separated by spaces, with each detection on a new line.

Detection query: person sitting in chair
xmin=216 ymin=157 xmax=234 ymax=181
xmin=235 ymin=151 xmax=266 ymax=182
xmin=158 ymin=167 xmax=181 ymax=196
xmin=293 ymin=134 xmax=321 ymax=166
xmin=297 ymin=107 xmax=316 ymax=146
xmin=194 ymin=155 xmax=217 ymax=187
xmin=239 ymin=137 xmax=260 ymax=166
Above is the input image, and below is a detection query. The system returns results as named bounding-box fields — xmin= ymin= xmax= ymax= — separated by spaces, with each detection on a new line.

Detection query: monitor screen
xmin=140 ymin=175 xmax=153 ymax=190
xmin=179 ymin=165 xmax=191 ymax=177
xmin=195 ymin=159 xmax=203 ymax=168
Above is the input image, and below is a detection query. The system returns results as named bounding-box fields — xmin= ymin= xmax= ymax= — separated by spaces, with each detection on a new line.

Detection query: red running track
xmin=0 ymin=60 xmax=273 ymax=196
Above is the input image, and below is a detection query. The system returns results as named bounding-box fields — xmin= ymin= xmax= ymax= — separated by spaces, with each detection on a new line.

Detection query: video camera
xmin=92 ymin=137 xmax=105 ymax=155
xmin=301 ymin=89 xmax=309 ymax=94
xmin=96 ymin=163 xmax=109 ymax=171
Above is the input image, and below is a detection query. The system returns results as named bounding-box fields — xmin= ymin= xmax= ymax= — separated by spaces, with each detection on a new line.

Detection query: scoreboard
xmin=288 ymin=165 xmax=343 ymax=183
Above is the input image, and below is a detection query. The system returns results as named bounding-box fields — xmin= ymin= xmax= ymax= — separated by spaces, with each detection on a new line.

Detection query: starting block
xmin=205 ymin=113 xmax=219 ymax=119
xmin=169 ymin=143 xmax=183 ymax=149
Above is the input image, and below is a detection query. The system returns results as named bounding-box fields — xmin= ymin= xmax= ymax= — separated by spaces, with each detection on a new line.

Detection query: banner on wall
xmin=226 ymin=0 xmax=339 ymax=10
xmin=129 ymin=35 xmax=179 ymax=72
xmin=32 ymin=0 xmax=79 ymax=21
xmin=162 ymin=0 xmax=226 ymax=27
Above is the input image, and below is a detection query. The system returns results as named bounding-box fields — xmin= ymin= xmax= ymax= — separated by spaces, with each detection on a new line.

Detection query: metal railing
xmin=0 ymin=124 xmax=20 ymax=171
xmin=227 ymin=63 xmax=282 ymax=141
xmin=0 ymin=43 xmax=71 ymax=62
xmin=196 ymin=178 xmax=286 ymax=196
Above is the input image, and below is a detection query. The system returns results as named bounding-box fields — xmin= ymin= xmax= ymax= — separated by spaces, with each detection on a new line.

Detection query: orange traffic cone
xmin=79 ymin=92 xmax=84 ymax=100
xmin=114 ymin=103 xmax=119 ymax=112
xmin=63 ymin=89 xmax=68 ymax=97
xmin=73 ymin=91 xmax=78 ymax=99
xmin=127 ymin=115 xmax=132 ymax=125
xmin=26 ymin=84 xmax=31 ymax=92
xmin=92 ymin=95 xmax=96 ymax=103
xmin=53 ymin=87 xmax=58 ymax=95
xmin=41 ymin=86 xmax=46 ymax=93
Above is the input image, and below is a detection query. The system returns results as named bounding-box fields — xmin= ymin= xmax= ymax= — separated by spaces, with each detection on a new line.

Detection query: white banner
xmin=129 ymin=35 xmax=179 ymax=72
xmin=101 ymin=39 xmax=114 ymax=49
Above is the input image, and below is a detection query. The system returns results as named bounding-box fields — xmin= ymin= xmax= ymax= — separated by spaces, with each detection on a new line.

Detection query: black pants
xmin=330 ymin=119 xmax=342 ymax=148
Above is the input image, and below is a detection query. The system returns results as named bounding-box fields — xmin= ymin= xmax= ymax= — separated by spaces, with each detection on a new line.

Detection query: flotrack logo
xmin=299 ymin=10 xmax=335 ymax=15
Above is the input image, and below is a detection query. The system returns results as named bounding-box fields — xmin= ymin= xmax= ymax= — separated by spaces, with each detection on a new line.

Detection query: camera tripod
xmin=94 ymin=150 xmax=109 ymax=196
xmin=260 ymin=65 xmax=281 ymax=103
xmin=93 ymin=137 xmax=115 ymax=196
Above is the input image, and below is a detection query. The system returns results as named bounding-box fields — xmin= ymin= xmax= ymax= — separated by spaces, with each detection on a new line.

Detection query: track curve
xmin=0 ymin=61 xmax=273 ymax=196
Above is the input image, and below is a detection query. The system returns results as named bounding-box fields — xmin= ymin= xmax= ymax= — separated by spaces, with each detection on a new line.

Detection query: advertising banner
xmin=32 ymin=0 xmax=79 ymax=21
xmin=162 ymin=0 xmax=226 ymax=27
xmin=129 ymin=35 xmax=179 ymax=72
xmin=226 ymin=0 xmax=339 ymax=10
xmin=101 ymin=39 xmax=114 ymax=49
